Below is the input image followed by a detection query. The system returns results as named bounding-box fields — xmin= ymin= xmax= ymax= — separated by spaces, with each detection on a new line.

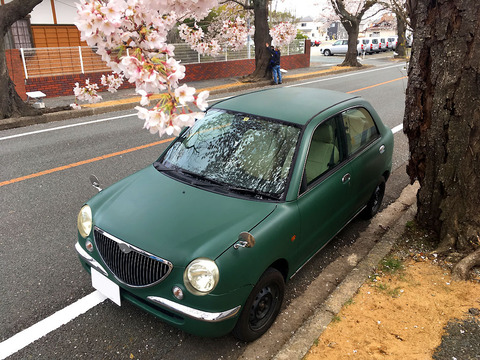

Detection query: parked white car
xmin=320 ymin=39 xmax=363 ymax=56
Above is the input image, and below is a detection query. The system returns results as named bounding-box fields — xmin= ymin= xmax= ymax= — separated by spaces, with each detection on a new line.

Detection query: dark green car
xmin=76 ymin=88 xmax=393 ymax=341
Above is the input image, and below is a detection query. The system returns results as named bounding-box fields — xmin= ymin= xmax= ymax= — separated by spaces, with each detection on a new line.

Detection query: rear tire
xmin=232 ymin=268 xmax=284 ymax=342
xmin=362 ymin=177 xmax=385 ymax=219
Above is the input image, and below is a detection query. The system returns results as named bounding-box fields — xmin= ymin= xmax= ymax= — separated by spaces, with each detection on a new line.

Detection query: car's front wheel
xmin=362 ymin=177 xmax=385 ymax=219
xmin=232 ymin=268 xmax=285 ymax=342
xmin=323 ymin=49 xmax=332 ymax=56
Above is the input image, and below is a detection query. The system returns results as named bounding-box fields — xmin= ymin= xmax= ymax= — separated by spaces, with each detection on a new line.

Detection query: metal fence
xmin=20 ymin=39 xmax=305 ymax=79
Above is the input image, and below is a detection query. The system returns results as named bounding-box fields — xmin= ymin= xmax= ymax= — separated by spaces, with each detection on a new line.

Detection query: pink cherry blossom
xmin=175 ymin=84 xmax=196 ymax=105
xmin=195 ymin=90 xmax=210 ymax=111
xmin=270 ymin=22 xmax=297 ymax=47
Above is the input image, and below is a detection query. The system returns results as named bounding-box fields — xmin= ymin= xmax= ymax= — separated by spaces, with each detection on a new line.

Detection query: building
xmin=296 ymin=16 xmax=326 ymax=41
xmin=362 ymin=13 xmax=397 ymax=38
xmin=326 ymin=21 xmax=348 ymax=40
xmin=3 ymin=0 xmax=81 ymax=50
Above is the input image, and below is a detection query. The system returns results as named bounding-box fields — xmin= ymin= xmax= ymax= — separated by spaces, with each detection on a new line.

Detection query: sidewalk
xmin=0 ymin=63 xmax=362 ymax=131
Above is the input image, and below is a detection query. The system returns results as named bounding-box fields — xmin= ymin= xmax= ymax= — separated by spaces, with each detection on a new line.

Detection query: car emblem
xmin=118 ymin=242 xmax=133 ymax=254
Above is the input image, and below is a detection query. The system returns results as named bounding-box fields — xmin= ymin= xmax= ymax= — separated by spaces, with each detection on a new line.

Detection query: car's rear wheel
xmin=232 ymin=268 xmax=285 ymax=342
xmin=323 ymin=49 xmax=331 ymax=56
xmin=362 ymin=177 xmax=385 ymax=219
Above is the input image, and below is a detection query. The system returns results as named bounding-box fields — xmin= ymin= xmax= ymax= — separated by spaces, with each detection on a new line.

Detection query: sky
xmin=273 ymin=0 xmax=324 ymax=19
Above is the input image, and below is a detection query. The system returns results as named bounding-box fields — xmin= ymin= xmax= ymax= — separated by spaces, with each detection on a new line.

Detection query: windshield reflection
xmin=158 ymin=109 xmax=301 ymax=199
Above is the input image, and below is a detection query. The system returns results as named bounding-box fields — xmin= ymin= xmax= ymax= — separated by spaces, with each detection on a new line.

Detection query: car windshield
xmin=157 ymin=109 xmax=301 ymax=199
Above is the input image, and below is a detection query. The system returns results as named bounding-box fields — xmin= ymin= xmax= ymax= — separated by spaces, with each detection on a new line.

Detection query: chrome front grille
xmin=93 ymin=227 xmax=172 ymax=287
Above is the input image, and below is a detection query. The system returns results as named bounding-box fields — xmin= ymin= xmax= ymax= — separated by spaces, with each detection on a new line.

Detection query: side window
xmin=342 ymin=108 xmax=379 ymax=156
xmin=304 ymin=116 xmax=342 ymax=186
xmin=342 ymin=40 xmax=348 ymax=45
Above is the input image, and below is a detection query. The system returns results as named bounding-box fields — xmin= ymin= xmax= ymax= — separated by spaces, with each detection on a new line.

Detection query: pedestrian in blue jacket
xmin=266 ymin=43 xmax=282 ymax=85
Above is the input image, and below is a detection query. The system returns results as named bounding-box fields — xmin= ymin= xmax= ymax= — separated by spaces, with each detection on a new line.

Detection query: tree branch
xmin=0 ymin=0 xmax=42 ymax=34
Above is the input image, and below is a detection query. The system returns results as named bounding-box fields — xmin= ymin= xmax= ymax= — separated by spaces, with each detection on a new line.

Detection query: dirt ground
xmin=305 ymin=251 xmax=480 ymax=360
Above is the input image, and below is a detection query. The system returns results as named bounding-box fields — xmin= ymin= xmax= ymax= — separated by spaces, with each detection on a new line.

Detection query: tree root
xmin=452 ymin=247 xmax=480 ymax=281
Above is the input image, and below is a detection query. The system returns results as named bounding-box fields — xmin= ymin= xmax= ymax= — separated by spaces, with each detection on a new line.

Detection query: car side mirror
xmin=90 ymin=174 xmax=102 ymax=192
xmin=234 ymin=232 xmax=255 ymax=249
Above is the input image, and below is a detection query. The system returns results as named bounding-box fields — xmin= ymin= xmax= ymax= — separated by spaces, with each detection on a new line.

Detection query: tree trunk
xmin=404 ymin=0 xmax=480 ymax=279
xmin=244 ymin=0 xmax=272 ymax=81
xmin=0 ymin=0 xmax=42 ymax=119
xmin=394 ymin=14 xmax=407 ymax=58
xmin=340 ymin=18 xmax=361 ymax=67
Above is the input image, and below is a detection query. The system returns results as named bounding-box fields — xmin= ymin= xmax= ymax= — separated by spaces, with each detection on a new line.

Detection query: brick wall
xmin=16 ymin=40 xmax=311 ymax=98
xmin=6 ymin=49 xmax=27 ymax=100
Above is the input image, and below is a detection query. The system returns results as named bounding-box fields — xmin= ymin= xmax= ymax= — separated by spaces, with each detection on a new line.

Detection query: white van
xmin=387 ymin=36 xmax=398 ymax=50
xmin=359 ymin=38 xmax=380 ymax=54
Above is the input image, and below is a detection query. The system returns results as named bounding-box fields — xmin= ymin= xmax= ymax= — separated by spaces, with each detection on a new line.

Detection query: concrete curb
xmin=272 ymin=182 xmax=420 ymax=360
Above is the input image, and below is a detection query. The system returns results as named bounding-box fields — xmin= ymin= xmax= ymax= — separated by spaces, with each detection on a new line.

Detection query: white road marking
xmin=0 ymin=114 xmax=134 ymax=141
xmin=0 ymin=119 xmax=405 ymax=358
xmin=0 ymin=291 xmax=107 ymax=360
xmin=0 ymin=64 xmax=406 ymax=142
xmin=392 ymin=124 xmax=403 ymax=134
xmin=286 ymin=63 xmax=405 ymax=88
xmin=0 ymin=65 xmax=407 ymax=358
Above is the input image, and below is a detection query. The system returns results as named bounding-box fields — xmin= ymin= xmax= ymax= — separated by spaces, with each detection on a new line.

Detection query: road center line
xmin=347 ymin=76 xmax=407 ymax=93
xmin=0 ymin=121 xmax=404 ymax=357
xmin=0 ymin=137 xmax=174 ymax=188
xmin=0 ymin=67 xmax=406 ymax=188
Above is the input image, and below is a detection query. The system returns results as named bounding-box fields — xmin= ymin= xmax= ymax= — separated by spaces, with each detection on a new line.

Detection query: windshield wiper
xmin=227 ymin=186 xmax=280 ymax=200
xmin=153 ymin=161 xmax=176 ymax=171
xmin=177 ymin=168 xmax=226 ymax=188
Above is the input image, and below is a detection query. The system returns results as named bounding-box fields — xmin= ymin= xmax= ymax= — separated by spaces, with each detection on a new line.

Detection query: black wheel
xmin=232 ymin=268 xmax=285 ymax=342
xmin=362 ymin=177 xmax=385 ymax=219
xmin=324 ymin=49 xmax=331 ymax=56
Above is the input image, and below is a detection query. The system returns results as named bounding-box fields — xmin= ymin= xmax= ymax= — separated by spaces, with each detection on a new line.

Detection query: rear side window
xmin=304 ymin=116 xmax=342 ymax=185
xmin=342 ymin=108 xmax=379 ymax=155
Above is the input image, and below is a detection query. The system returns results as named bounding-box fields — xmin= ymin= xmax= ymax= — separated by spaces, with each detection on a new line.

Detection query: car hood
xmin=88 ymin=165 xmax=277 ymax=267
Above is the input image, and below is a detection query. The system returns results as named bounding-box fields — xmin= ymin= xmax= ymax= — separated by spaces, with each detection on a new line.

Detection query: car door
xmin=338 ymin=40 xmax=349 ymax=54
xmin=295 ymin=115 xmax=354 ymax=266
xmin=340 ymin=107 xmax=383 ymax=212
xmin=330 ymin=40 xmax=342 ymax=54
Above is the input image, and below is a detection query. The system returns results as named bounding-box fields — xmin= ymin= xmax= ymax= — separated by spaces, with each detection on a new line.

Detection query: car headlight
xmin=184 ymin=258 xmax=219 ymax=295
xmin=77 ymin=205 xmax=92 ymax=238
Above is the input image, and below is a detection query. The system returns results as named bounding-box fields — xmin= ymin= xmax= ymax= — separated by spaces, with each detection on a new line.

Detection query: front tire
xmin=323 ymin=49 xmax=331 ymax=56
xmin=232 ymin=268 xmax=285 ymax=342
xmin=362 ymin=177 xmax=385 ymax=219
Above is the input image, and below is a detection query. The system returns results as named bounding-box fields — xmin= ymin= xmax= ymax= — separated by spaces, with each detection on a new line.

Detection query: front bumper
xmin=75 ymin=241 xmax=245 ymax=337
xmin=147 ymin=296 xmax=240 ymax=322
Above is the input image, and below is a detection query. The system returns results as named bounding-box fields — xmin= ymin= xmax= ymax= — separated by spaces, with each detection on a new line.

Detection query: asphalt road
xmin=0 ymin=59 xmax=409 ymax=359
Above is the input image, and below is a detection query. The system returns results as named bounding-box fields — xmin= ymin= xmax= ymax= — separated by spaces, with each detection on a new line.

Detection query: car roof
xmin=211 ymin=87 xmax=359 ymax=126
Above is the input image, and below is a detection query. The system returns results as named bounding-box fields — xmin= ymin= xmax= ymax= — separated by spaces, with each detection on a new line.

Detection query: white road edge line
xmin=0 ymin=123 xmax=404 ymax=359
xmin=391 ymin=124 xmax=403 ymax=134
xmin=0 ymin=64 xmax=405 ymax=142
xmin=0 ymin=114 xmax=134 ymax=141
xmin=0 ymin=291 xmax=107 ymax=360
xmin=286 ymin=63 xmax=405 ymax=88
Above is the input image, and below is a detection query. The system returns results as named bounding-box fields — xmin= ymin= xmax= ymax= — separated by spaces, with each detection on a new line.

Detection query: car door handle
xmin=379 ymin=144 xmax=386 ymax=154
xmin=342 ymin=173 xmax=351 ymax=184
